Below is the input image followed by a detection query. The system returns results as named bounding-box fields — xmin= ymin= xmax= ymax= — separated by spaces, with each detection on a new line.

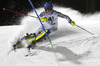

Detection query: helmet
xmin=44 ymin=2 xmax=53 ymax=10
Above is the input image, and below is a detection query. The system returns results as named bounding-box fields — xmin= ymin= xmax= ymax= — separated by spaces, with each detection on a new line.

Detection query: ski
xmin=25 ymin=50 xmax=37 ymax=57
xmin=7 ymin=48 xmax=16 ymax=56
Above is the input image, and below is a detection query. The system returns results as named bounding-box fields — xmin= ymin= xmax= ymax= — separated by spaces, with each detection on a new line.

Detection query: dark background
xmin=0 ymin=0 xmax=100 ymax=26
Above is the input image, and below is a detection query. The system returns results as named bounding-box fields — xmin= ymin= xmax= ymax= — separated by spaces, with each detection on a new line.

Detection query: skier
xmin=13 ymin=2 xmax=76 ymax=51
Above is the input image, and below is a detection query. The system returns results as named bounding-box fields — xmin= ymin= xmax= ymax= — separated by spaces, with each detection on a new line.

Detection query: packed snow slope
xmin=0 ymin=7 xmax=100 ymax=66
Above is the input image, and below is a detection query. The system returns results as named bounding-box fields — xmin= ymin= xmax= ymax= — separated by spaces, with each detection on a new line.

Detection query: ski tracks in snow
xmin=4 ymin=32 xmax=100 ymax=66
xmin=52 ymin=33 xmax=100 ymax=52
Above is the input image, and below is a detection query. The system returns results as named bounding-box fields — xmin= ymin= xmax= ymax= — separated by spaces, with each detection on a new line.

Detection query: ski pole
xmin=76 ymin=25 xmax=94 ymax=35
xmin=28 ymin=0 xmax=53 ymax=47
xmin=3 ymin=8 xmax=37 ymax=18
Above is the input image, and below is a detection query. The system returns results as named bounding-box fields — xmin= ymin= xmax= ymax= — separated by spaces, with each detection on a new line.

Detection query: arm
xmin=39 ymin=11 xmax=45 ymax=17
xmin=56 ymin=11 xmax=71 ymax=22
xmin=55 ymin=10 xmax=76 ymax=26
xmin=39 ymin=12 xmax=48 ymax=22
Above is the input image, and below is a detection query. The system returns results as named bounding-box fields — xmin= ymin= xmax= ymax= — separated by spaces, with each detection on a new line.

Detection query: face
xmin=45 ymin=7 xmax=52 ymax=14
xmin=46 ymin=10 xmax=52 ymax=14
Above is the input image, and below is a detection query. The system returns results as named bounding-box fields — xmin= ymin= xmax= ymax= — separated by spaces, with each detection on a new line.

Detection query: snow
xmin=0 ymin=7 xmax=100 ymax=66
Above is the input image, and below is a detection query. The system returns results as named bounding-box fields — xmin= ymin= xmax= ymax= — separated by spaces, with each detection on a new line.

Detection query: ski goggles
xmin=45 ymin=8 xmax=52 ymax=11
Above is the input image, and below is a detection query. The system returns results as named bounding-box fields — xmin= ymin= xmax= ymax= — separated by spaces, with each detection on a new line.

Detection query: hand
xmin=40 ymin=17 xmax=48 ymax=22
xmin=70 ymin=21 xmax=76 ymax=26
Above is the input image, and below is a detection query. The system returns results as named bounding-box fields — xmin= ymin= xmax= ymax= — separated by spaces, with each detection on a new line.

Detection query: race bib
xmin=48 ymin=16 xmax=55 ymax=25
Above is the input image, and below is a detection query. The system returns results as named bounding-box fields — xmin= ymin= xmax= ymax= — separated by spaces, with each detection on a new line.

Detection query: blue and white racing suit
xmin=35 ymin=10 xmax=72 ymax=41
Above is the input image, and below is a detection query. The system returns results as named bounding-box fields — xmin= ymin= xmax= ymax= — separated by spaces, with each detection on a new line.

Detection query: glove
xmin=40 ymin=17 xmax=48 ymax=22
xmin=70 ymin=21 xmax=76 ymax=26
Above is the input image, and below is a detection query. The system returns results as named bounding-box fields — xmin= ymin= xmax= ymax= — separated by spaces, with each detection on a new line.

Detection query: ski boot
xmin=27 ymin=40 xmax=36 ymax=52
xmin=12 ymin=39 xmax=22 ymax=50
xmin=24 ymin=33 xmax=36 ymax=51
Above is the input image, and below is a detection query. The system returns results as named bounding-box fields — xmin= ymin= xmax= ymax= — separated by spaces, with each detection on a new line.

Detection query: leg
xmin=36 ymin=29 xmax=51 ymax=42
xmin=26 ymin=29 xmax=50 ymax=51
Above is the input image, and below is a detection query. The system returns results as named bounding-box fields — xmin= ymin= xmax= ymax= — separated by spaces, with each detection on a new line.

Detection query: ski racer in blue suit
xmin=13 ymin=2 xmax=76 ymax=51
xmin=35 ymin=2 xmax=76 ymax=41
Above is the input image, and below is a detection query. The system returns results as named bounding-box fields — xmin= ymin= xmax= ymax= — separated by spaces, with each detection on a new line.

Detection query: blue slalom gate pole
xmin=28 ymin=0 xmax=53 ymax=46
